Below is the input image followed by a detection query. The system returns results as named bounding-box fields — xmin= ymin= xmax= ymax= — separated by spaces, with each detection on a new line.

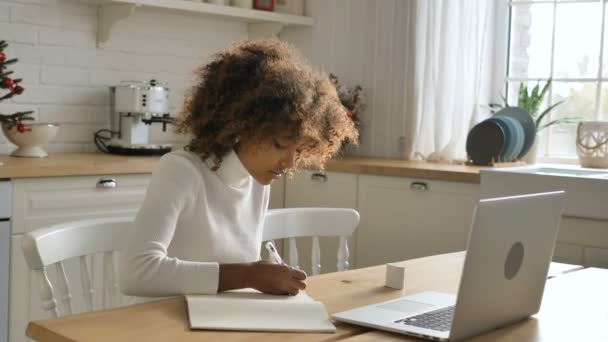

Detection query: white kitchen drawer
xmin=285 ymin=170 xmax=358 ymax=208
xmin=553 ymin=243 xmax=584 ymax=265
xmin=584 ymin=247 xmax=608 ymax=268
xmin=284 ymin=171 xmax=358 ymax=275
xmin=0 ymin=181 xmax=10 ymax=218
xmin=356 ymin=175 xmax=479 ymax=268
xmin=11 ymin=174 xmax=150 ymax=234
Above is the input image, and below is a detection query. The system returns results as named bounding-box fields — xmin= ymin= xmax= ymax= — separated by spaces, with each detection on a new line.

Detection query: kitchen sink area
xmin=481 ymin=163 xmax=608 ymax=267
xmin=506 ymin=166 xmax=608 ymax=179
xmin=480 ymin=164 xmax=608 ymax=220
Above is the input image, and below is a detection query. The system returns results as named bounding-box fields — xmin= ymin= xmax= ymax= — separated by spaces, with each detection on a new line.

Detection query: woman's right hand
xmin=248 ymin=260 xmax=307 ymax=296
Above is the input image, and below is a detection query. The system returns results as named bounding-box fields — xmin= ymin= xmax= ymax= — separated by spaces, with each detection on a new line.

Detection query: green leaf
xmin=529 ymin=82 xmax=541 ymax=115
xmin=535 ymin=100 xmax=565 ymax=128
xmin=518 ymin=82 xmax=532 ymax=110
xmin=531 ymin=82 xmax=540 ymax=100
xmin=3 ymin=58 xmax=17 ymax=66
xmin=537 ymin=116 xmax=580 ymax=131
xmin=538 ymin=79 xmax=552 ymax=105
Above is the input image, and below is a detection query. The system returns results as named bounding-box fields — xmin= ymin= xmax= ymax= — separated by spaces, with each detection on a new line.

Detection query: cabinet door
xmin=584 ymin=247 xmax=608 ymax=268
xmin=283 ymin=171 xmax=358 ymax=275
xmin=553 ymin=243 xmax=584 ymax=265
xmin=285 ymin=170 xmax=357 ymax=208
xmin=12 ymin=174 xmax=150 ymax=234
xmin=9 ymin=235 xmax=29 ymax=342
xmin=9 ymin=174 xmax=150 ymax=342
xmin=356 ymin=175 xmax=479 ymax=268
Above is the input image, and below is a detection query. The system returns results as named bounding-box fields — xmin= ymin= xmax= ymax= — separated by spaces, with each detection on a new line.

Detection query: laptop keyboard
xmin=394 ymin=306 xmax=454 ymax=332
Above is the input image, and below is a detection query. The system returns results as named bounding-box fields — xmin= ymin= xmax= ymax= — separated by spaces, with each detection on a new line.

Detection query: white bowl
xmin=2 ymin=122 xmax=59 ymax=158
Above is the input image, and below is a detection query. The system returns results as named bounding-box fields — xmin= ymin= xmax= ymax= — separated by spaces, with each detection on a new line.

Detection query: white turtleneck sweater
xmin=119 ymin=149 xmax=270 ymax=297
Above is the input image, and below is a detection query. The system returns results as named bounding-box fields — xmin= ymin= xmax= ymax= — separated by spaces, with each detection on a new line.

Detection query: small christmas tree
xmin=0 ymin=40 xmax=33 ymax=132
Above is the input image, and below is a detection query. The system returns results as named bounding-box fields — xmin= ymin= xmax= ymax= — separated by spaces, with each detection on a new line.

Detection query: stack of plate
xmin=466 ymin=107 xmax=536 ymax=165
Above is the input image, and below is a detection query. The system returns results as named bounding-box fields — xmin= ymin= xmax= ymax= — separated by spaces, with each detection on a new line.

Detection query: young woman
xmin=120 ymin=39 xmax=358 ymax=297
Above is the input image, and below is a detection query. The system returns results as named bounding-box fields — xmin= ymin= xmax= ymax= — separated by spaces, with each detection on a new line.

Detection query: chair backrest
xmin=262 ymin=208 xmax=360 ymax=275
xmin=21 ymin=217 xmax=133 ymax=318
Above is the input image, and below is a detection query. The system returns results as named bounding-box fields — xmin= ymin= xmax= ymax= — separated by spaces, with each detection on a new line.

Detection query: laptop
xmin=333 ymin=191 xmax=565 ymax=341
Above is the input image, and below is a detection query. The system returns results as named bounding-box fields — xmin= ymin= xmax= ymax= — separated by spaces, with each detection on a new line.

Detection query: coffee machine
xmin=94 ymin=80 xmax=174 ymax=155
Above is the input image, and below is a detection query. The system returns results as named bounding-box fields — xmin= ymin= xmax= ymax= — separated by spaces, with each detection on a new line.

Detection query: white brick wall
xmin=0 ymin=0 xmax=248 ymax=153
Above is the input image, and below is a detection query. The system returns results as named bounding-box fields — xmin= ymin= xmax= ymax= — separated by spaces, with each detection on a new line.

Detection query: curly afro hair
xmin=174 ymin=38 xmax=358 ymax=171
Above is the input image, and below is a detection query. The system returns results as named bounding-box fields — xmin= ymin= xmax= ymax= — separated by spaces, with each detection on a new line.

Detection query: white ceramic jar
xmin=576 ymin=121 xmax=608 ymax=168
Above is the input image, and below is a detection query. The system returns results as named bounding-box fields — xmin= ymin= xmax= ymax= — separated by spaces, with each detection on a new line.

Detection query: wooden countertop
xmin=325 ymin=157 xmax=484 ymax=183
xmin=0 ymin=153 xmax=485 ymax=183
xmin=0 ymin=153 xmax=160 ymax=179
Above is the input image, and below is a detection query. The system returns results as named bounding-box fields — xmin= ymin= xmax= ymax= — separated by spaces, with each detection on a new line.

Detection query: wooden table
xmin=26 ymin=252 xmax=607 ymax=342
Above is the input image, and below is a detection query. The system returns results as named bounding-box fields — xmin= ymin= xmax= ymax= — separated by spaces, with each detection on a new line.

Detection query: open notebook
xmin=186 ymin=289 xmax=336 ymax=333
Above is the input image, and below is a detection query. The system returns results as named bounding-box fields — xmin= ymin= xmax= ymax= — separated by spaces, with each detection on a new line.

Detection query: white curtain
xmin=404 ymin=0 xmax=495 ymax=162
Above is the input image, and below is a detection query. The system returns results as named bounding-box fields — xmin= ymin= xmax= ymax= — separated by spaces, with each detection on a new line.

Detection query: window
xmin=504 ymin=0 xmax=607 ymax=161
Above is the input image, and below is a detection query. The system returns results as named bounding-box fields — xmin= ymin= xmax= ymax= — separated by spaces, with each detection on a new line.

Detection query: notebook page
xmin=195 ymin=288 xmax=315 ymax=302
xmin=186 ymin=292 xmax=335 ymax=333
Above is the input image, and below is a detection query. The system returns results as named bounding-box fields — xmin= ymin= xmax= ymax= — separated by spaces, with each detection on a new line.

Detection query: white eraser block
xmin=385 ymin=263 xmax=406 ymax=289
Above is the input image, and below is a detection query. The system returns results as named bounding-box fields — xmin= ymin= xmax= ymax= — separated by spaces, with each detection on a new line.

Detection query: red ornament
xmin=4 ymin=78 xmax=14 ymax=88
xmin=0 ymin=52 xmax=5 ymax=62
xmin=13 ymin=85 xmax=24 ymax=94
xmin=17 ymin=123 xmax=27 ymax=133
xmin=253 ymin=0 xmax=274 ymax=11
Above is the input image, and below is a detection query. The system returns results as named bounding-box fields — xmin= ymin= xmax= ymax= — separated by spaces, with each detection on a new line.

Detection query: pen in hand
xmin=265 ymin=241 xmax=287 ymax=266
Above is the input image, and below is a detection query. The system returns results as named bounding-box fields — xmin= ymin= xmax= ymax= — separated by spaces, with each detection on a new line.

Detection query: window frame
xmin=493 ymin=0 xmax=608 ymax=164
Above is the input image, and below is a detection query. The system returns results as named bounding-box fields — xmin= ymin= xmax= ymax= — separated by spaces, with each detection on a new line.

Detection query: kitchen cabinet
xmin=553 ymin=242 xmax=584 ymax=265
xmin=8 ymin=172 xmax=286 ymax=342
xmin=584 ymin=247 xmax=608 ymax=268
xmin=555 ymin=216 xmax=608 ymax=267
xmin=9 ymin=174 xmax=150 ymax=342
xmin=355 ymin=175 xmax=479 ymax=268
xmin=480 ymin=167 xmax=608 ymax=268
xmin=283 ymin=170 xmax=358 ymax=275
xmin=283 ymin=171 xmax=480 ymax=273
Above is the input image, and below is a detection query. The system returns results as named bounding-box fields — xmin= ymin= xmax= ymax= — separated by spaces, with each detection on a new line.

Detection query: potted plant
xmin=0 ymin=40 xmax=59 ymax=158
xmin=0 ymin=40 xmax=33 ymax=132
xmin=329 ymin=73 xmax=364 ymax=155
xmin=489 ymin=79 xmax=578 ymax=163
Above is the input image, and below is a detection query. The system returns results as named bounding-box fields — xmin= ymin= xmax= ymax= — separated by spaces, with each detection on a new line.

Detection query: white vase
xmin=576 ymin=121 xmax=608 ymax=168
xmin=2 ymin=123 xmax=59 ymax=158
xmin=521 ymin=135 xmax=540 ymax=165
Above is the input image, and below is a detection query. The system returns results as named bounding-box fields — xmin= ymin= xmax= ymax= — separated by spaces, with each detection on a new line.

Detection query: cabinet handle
xmin=96 ymin=178 xmax=117 ymax=189
xmin=410 ymin=181 xmax=428 ymax=191
xmin=310 ymin=173 xmax=327 ymax=182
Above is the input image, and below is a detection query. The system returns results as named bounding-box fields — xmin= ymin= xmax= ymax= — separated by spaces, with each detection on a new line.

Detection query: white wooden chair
xmin=21 ymin=217 xmax=133 ymax=318
xmin=262 ymin=208 xmax=360 ymax=275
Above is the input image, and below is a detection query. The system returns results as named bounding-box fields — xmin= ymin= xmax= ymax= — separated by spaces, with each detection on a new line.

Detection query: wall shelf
xmin=93 ymin=0 xmax=315 ymax=46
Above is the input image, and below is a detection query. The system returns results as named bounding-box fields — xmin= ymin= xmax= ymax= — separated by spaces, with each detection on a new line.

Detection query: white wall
xmin=0 ymin=0 xmax=414 ymax=159
xmin=0 ymin=0 xmax=247 ymax=154
xmin=282 ymin=0 xmax=414 ymax=158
